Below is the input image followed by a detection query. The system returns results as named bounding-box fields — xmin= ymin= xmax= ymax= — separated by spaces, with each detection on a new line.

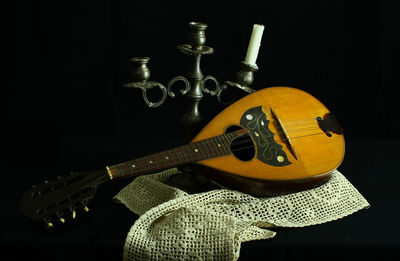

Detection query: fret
xmin=158 ymin=151 xmax=167 ymax=168
xmin=136 ymin=158 xmax=143 ymax=172
xmin=152 ymin=154 xmax=159 ymax=169
xmin=166 ymin=149 xmax=173 ymax=166
xmin=207 ymin=137 xmax=217 ymax=157
xmin=122 ymin=162 xmax=132 ymax=177
xmin=211 ymin=137 xmax=225 ymax=156
xmin=117 ymin=163 xmax=124 ymax=178
xmin=216 ymin=135 xmax=228 ymax=155
xmin=195 ymin=141 xmax=204 ymax=159
xmin=226 ymin=132 xmax=234 ymax=142
xmin=126 ymin=161 xmax=135 ymax=176
xmin=183 ymin=144 xmax=194 ymax=162
xmin=138 ymin=157 xmax=149 ymax=172
xmin=129 ymin=159 xmax=139 ymax=173
xmin=177 ymin=146 xmax=188 ymax=163
xmin=171 ymin=148 xmax=179 ymax=165
xmin=199 ymin=140 xmax=209 ymax=159
xmin=230 ymin=131 xmax=238 ymax=140
xmin=174 ymin=147 xmax=184 ymax=165
xmin=179 ymin=146 xmax=189 ymax=164
xmin=164 ymin=150 xmax=173 ymax=168
xmin=195 ymin=143 xmax=203 ymax=160
xmin=140 ymin=157 xmax=147 ymax=171
xmin=186 ymin=144 xmax=193 ymax=161
xmin=209 ymin=137 xmax=218 ymax=157
xmin=173 ymin=148 xmax=182 ymax=165
xmin=168 ymin=148 xmax=176 ymax=166
xmin=209 ymin=136 xmax=221 ymax=157
xmin=224 ymin=134 xmax=232 ymax=154
xmin=203 ymin=139 xmax=214 ymax=158
xmin=190 ymin=143 xmax=200 ymax=161
xmin=144 ymin=155 xmax=154 ymax=171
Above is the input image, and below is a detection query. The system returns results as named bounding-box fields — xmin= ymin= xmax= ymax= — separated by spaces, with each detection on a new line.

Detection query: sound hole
xmin=226 ymin=125 xmax=255 ymax=161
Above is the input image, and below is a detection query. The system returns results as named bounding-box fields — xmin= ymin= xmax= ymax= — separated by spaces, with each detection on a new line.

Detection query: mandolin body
xmin=191 ymin=87 xmax=345 ymax=195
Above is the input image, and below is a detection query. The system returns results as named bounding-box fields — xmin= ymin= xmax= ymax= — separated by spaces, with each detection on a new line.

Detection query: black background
xmin=3 ymin=0 xmax=400 ymax=260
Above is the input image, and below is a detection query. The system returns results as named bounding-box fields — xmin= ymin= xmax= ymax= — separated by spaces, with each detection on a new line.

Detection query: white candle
xmin=244 ymin=24 xmax=265 ymax=66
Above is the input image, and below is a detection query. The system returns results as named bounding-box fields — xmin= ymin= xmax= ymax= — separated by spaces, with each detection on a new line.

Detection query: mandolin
xmin=20 ymin=87 xmax=345 ymax=227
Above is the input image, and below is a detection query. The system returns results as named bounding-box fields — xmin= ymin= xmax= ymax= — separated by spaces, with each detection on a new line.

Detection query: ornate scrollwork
xmin=202 ymin=75 xmax=221 ymax=96
xmin=123 ymin=81 xmax=167 ymax=108
xmin=216 ymin=81 xmax=256 ymax=105
xmin=177 ymin=44 xmax=214 ymax=56
xmin=167 ymin=76 xmax=191 ymax=98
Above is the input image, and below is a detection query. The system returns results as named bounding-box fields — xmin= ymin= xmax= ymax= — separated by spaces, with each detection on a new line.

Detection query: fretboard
xmin=106 ymin=130 xmax=246 ymax=179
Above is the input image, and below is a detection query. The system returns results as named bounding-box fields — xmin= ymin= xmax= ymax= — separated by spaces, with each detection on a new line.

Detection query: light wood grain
xmin=192 ymin=87 xmax=345 ymax=181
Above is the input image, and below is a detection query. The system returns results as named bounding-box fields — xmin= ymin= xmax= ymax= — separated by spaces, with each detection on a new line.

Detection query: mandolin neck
xmin=106 ymin=129 xmax=247 ymax=180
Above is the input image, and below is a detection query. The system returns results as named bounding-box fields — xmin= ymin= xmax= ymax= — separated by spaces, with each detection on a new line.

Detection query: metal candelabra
xmin=123 ymin=21 xmax=259 ymax=139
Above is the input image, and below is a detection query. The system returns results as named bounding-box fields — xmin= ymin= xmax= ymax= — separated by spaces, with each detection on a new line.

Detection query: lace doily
xmin=114 ymin=168 xmax=369 ymax=261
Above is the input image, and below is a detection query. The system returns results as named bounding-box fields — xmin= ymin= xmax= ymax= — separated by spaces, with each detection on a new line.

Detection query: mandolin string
xmin=116 ymin=142 xmax=225 ymax=176
xmin=230 ymin=130 xmax=326 ymax=147
xmin=230 ymin=132 xmax=327 ymax=153
xmin=117 ymin=132 xmax=241 ymax=175
xmin=117 ymin=129 xmax=329 ymax=176
xmin=273 ymin=117 xmax=322 ymax=123
xmin=115 ymin=132 xmax=329 ymax=177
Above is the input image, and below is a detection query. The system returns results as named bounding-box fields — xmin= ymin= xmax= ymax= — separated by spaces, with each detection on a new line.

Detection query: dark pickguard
xmin=240 ymin=106 xmax=291 ymax=167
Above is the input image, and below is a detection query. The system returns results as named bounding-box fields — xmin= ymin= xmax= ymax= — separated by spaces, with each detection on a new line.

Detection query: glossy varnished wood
xmin=192 ymin=87 xmax=345 ymax=181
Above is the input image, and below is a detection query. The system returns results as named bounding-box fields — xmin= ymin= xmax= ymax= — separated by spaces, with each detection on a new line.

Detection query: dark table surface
xmin=1 ymin=137 xmax=399 ymax=260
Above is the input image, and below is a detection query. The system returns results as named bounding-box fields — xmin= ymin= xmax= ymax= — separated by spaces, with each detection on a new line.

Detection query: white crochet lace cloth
xmin=114 ymin=168 xmax=369 ymax=261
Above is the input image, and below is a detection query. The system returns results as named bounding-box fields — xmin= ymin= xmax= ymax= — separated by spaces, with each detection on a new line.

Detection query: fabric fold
xmin=114 ymin=168 xmax=369 ymax=261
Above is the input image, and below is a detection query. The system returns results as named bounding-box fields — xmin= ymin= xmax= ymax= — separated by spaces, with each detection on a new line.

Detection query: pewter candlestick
xmin=123 ymin=21 xmax=261 ymax=139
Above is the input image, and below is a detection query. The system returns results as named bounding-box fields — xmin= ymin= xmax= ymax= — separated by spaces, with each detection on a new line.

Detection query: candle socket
xmin=187 ymin=22 xmax=208 ymax=51
xmin=215 ymin=62 xmax=258 ymax=105
xmin=129 ymin=57 xmax=151 ymax=82
xmin=236 ymin=62 xmax=258 ymax=88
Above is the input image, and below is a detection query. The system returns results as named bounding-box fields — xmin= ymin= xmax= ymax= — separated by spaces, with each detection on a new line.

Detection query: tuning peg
xmin=56 ymin=212 xmax=65 ymax=224
xmin=44 ymin=219 xmax=54 ymax=228
xmin=80 ymin=200 xmax=90 ymax=212
xmin=69 ymin=207 xmax=77 ymax=219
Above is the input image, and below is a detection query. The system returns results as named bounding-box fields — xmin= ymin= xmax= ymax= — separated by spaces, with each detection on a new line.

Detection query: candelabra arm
xmin=123 ymin=81 xmax=167 ymax=108
xmin=216 ymin=62 xmax=258 ymax=105
xmin=167 ymin=76 xmax=191 ymax=98
xmin=202 ymin=75 xmax=221 ymax=96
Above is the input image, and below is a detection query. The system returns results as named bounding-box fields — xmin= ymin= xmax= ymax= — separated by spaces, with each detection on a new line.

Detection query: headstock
xmin=20 ymin=169 xmax=108 ymax=228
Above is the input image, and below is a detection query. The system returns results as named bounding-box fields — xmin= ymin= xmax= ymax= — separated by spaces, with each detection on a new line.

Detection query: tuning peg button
xmin=44 ymin=219 xmax=54 ymax=228
xmin=56 ymin=212 xmax=65 ymax=224
xmin=83 ymin=206 xmax=89 ymax=212
xmin=69 ymin=207 xmax=77 ymax=219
